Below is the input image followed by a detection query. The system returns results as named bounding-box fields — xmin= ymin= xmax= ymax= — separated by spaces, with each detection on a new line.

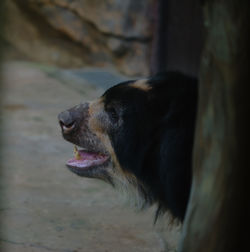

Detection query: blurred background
xmin=0 ymin=0 xmax=203 ymax=251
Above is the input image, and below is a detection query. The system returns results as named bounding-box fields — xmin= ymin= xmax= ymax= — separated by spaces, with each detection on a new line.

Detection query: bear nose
xmin=58 ymin=111 xmax=75 ymax=134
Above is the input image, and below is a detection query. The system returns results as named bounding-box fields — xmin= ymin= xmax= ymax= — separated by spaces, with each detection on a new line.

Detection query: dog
xmin=58 ymin=71 xmax=198 ymax=222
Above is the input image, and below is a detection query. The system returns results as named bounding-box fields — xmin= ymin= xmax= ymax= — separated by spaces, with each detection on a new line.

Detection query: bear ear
xmin=148 ymin=71 xmax=197 ymax=87
xmin=146 ymin=72 xmax=198 ymax=125
xmin=147 ymin=71 xmax=198 ymax=102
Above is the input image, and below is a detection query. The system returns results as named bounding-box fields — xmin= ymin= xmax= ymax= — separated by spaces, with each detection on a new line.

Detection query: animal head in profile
xmin=58 ymin=72 xmax=198 ymax=221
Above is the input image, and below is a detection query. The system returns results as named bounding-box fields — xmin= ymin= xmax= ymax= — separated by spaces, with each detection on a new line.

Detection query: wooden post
xmin=179 ymin=0 xmax=250 ymax=251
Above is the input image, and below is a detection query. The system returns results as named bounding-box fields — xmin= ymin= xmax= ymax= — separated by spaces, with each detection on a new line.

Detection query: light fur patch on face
xmin=130 ymin=79 xmax=151 ymax=91
xmin=88 ymin=98 xmax=124 ymax=172
xmin=88 ymin=98 xmax=147 ymax=209
xmin=88 ymin=98 xmax=106 ymax=133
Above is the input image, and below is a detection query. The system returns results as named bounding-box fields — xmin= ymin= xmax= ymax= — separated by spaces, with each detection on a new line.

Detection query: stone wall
xmin=4 ymin=0 xmax=154 ymax=76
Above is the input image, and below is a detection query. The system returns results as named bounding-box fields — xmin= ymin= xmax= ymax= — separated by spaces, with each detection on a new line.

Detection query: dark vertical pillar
xmin=179 ymin=0 xmax=250 ymax=251
xmin=150 ymin=0 xmax=203 ymax=76
xmin=150 ymin=0 xmax=168 ymax=75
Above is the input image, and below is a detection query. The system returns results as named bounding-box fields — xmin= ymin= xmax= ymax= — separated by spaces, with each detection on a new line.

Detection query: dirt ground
xmin=0 ymin=61 xmax=179 ymax=252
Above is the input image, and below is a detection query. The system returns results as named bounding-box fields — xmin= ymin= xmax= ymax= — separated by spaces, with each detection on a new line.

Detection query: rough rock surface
xmin=4 ymin=0 xmax=154 ymax=76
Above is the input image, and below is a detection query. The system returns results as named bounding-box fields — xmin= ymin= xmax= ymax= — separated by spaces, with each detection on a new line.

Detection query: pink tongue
xmin=67 ymin=150 xmax=108 ymax=168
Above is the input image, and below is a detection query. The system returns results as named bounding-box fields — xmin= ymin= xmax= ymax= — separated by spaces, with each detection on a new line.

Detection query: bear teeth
xmin=74 ymin=145 xmax=81 ymax=160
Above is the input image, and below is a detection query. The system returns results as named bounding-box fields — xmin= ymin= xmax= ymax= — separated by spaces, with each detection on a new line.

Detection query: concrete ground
xmin=0 ymin=61 xmax=179 ymax=252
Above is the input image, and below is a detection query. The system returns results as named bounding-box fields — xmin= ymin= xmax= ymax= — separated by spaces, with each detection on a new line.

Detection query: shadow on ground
xmin=0 ymin=61 xmax=179 ymax=252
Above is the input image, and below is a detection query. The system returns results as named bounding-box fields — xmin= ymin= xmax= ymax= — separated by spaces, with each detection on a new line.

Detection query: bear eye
xmin=107 ymin=107 xmax=119 ymax=123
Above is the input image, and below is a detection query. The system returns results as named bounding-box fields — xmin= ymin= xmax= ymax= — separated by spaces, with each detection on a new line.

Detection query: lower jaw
xmin=66 ymin=159 xmax=112 ymax=181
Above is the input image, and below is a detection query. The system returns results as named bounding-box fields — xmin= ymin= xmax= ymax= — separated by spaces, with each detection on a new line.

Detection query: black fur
xmin=104 ymin=72 xmax=197 ymax=221
xmin=59 ymin=71 xmax=198 ymax=222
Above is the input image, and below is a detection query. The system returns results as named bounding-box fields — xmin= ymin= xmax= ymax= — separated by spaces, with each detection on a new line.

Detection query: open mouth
xmin=66 ymin=146 xmax=110 ymax=177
